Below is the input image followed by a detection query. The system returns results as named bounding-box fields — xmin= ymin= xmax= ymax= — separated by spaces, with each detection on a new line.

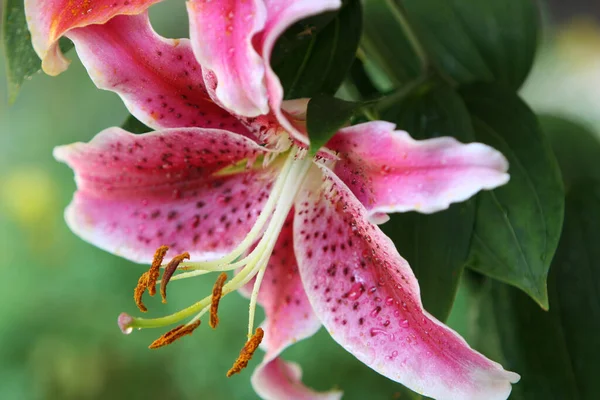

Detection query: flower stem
xmin=385 ymin=0 xmax=429 ymax=73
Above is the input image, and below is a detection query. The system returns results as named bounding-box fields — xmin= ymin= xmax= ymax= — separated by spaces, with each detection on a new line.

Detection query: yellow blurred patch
xmin=556 ymin=18 xmax=600 ymax=68
xmin=1 ymin=166 xmax=58 ymax=226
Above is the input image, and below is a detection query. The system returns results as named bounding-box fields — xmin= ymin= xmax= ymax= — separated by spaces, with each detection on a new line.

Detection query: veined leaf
xmin=462 ymin=85 xmax=564 ymax=309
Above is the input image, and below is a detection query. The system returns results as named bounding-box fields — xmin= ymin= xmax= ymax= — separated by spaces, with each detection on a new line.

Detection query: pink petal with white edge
xmin=67 ymin=13 xmax=250 ymax=137
xmin=54 ymin=127 xmax=275 ymax=263
xmin=240 ymin=214 xmax=340 ymax=399
xmin=187 ymin=0 xmax=269 ymax=117
xmin=254 ymin=358 xmax=342 ymax=400
xmin=327 ymin=121 xmax=509 ymax=222
xmin=25 ymin=0 xmax=160 ymax=75
xmin=294 ymin=166 xmax=519 ymax=400
xmin=187 ymin=0 xmax=340 ymax=144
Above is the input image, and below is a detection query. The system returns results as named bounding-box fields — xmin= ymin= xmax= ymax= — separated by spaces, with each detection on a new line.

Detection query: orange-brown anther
xmin=209 ymin=273 xmax=228 ymax=329
xmin=134 ymin=245 xmax=169 ymax=312
xmin=148 ymin=320 xmax=202 ymax=349
xmin=226 ymin=328 xmax=265 ymax=377
xmin=160 ymin=252 xmax=190 ymax=303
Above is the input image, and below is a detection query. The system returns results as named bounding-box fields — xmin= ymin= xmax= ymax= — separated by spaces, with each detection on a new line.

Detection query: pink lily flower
xmin=36 ymin=0 xmax=520 ymax=398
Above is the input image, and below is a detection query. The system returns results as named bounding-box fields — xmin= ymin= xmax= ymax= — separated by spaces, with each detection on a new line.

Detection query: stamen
xmin=226 ymin=327 xmax=264 ymax=377
xmin=121 ymin=149 xmax=313 ymax=358
xmin=209 ymin=272 xmax=227 ymax=329
xmin=148 ymin=320 xmax=202 ymax=349
xmin=160 ymin=252 xmax=190 ymax=303
xmin=134 ymin=245 xmax=169 ymax=312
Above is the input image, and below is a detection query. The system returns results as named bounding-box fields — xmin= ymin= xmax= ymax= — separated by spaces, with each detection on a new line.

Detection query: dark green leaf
xmin=121 ymin=114 xmax=152 ymax=134
xmin=2 ymin=0 xmax=73 ymax=103
xmin=402 ymin=0 xmax=539 ymax=89
xmin=462 ymin=85 xmax=564 ymax=309
xmin=348 ymin=58 xmax=380 ymax=99
xmin=539 ymin=115 xmax=600 ymax=189
xmin=472 ymin=183 xmax=600 ymax=399
xmin=306 ymin=94 xmax=364 ymax=156
xmin=361 ymin=0 xmax=421 ymax=86
xmin=271 ymin=0 xmax=362 ymax=99
xmin=381 ymin=84 xmax=475 ymax=321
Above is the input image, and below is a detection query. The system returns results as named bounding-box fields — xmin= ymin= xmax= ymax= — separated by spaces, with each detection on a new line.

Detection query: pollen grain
xmin=227 ymin=327 xmax=264 ymax=377
xmin=209 ymin=273 xmax=228 ymax=329
xmin=160 ymin=252 xmax=191 ymax=303
xmin=134 ymin=245 xmax=169 ymax=312
xmin=148 ymin=320 xmax=202 ymax=349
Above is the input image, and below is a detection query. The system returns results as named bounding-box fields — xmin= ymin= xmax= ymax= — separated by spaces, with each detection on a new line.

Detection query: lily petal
xmin=25 ymin=0 xmax=160 ymax=75
xmin=244 ymin=214 xmax=339 ymax=400
xmin=187 ymin=0 xmax=340 ymax=144
xmin=67 ymin=13 xmax=250 ymax=137
xmin=254 ymin=358 xmax=342 ymax=400
xmin=327 ymin=121 xmax=509 ymax=222
xmin=187 ymin=0 xmax=269 ymax=117
xmin=54 ymin=127 xmax=274 ymax=263
xmin=294 ymin=166 xmax=519 ymax=400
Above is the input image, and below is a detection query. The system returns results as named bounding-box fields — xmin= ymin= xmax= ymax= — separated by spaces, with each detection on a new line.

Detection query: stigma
xmin=118 ymin=147 xmax=312 ymax=376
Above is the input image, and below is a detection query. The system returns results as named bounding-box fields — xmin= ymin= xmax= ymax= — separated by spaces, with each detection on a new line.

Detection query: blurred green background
xmin=1 ymin=1 xmax=598 ymax=399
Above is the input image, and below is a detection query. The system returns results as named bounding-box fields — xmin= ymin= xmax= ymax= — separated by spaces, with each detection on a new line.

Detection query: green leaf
xmin=472 ymin=183 xmax=600 ymax=399
xmin=381 ymin=84 xmax=475 ymax=321
xmin=539 ymin=115 xmax=600 ymax=189
xmin=461 ymin=85 xmax=564 ymax=309
xmin=347 ymin=58 xmax=380 ymax=99
xmin=1 ymin=0 xmax=73 ymax=103
xmin=361 ymin=0 xmax=421 ymax=86
xmin=306 ymin=94 xmax=365 ymax=156
xmin=271 ymin=0 xmax=362 ymax=99
xmin=121 ymin=114 xmax=152 ymax=134
xmin=402 ymin=0 xmax=539 ymax=89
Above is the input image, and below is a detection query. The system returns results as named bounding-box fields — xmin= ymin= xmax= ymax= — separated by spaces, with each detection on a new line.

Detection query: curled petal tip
xmin=118 ymin=312 xmax=134 ymax=335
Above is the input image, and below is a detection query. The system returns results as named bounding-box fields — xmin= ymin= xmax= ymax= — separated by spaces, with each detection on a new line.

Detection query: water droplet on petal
xmin=400 ymin=319 xmax=409 ymax=328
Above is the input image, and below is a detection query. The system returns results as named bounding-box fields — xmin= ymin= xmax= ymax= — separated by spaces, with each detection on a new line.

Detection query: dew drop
xmin=400 ymin=319 xmax=409 ymax=328
xmin=385 ymin=296 xmax=395 ymax=306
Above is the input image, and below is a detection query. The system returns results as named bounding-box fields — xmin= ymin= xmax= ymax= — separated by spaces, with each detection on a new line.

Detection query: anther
xmin=160 ymin=252 xmax=191 ymax=303
xmin=209 ymin=273 xmax=227 ymax=329
xmin=226 ymin=327 xmax=264 ymax=377
xmin=134 ymin=245 xmax=169 ymax=312
xmin=148 ymin=320 xmax=202 ymax=349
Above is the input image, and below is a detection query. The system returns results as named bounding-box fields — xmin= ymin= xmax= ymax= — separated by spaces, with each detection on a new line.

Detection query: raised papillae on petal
xmin=54 ymin=127 xmax=275 ymax=263
xmin=294 ymin=166 xmax=519 ymax=400
xmin=187 ymin=0 xmax=340 ymax=144
xmin=25 ymin=0 xmax=160 ymax=75
xmin=239 ymin=214 xmax=339 ymax=399
xmin=67 ymin=13 xmax=250 ymax=137
xmin=327 ymin=121 xmax=509 ymax=222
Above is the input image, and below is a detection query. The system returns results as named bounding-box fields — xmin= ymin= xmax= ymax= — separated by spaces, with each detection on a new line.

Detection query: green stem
xmin=385 ymin=0 xmax=429 ymax=73
xmin=375 ymin=72 xmax=431 ymax=113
